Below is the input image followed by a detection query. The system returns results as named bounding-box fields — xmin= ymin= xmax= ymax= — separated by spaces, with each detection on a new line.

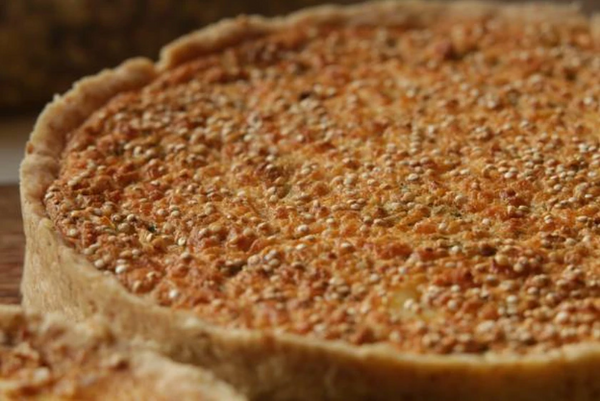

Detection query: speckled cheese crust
xmin=21 ymin=2 xmax=600 ymax=401
xmin=45 ymin=4 xmax=600 ymax=355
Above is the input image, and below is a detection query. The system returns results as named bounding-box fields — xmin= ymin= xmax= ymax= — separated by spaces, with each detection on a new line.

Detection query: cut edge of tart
xmin=21 ymin=2 xmax=600 ymax=400
xmin=0 ymin=304 xmax=245 ymax=401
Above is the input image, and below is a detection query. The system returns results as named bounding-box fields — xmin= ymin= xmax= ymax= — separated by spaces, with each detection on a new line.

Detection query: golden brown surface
xmin=45 ymin=12 xmax=600 ymax=355
xmin=0 ymin=186 xmax=23 ymax=305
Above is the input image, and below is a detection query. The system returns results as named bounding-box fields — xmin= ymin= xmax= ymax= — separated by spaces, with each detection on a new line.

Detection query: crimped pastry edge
xmin=20 ymin=2 xmax=600 ymax=400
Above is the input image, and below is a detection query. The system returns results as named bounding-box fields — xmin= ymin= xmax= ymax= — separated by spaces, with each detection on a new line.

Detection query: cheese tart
xmin=21 ymin=2 xmax=600 ymax=400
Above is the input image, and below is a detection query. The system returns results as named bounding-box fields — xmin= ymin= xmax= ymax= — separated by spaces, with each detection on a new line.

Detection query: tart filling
xmin=45 ymin=13 xmax=600 ymax=355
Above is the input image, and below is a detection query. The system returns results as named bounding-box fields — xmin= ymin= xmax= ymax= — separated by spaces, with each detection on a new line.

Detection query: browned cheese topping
xmin=0 ymin=315 xmax=130 ymax=399
xmin=45 ymin=14 xmax=600 ymax=354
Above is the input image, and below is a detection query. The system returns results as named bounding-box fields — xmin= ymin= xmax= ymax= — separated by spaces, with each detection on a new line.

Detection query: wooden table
xmin=0 ymin=185 xmax=23 ymax=304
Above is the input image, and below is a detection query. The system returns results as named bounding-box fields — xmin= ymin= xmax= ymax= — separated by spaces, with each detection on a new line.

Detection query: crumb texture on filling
xmin=45 ymin=13 xmax=600 ymax=354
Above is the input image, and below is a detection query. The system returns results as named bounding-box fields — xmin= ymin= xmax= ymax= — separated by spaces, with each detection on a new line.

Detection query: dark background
xmin=0 ymin=0 xmax=358 ymax=113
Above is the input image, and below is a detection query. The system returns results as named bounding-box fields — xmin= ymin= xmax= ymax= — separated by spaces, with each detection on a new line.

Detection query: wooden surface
xmin=0 ymin=185 xmax=23 ymax=304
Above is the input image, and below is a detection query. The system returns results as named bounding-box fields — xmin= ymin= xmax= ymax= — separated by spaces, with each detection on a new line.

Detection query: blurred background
xmin=0 ymin=0 xmax=597 ymax=302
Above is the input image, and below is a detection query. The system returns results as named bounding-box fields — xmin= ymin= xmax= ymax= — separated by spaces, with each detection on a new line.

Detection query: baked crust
xmin=0 ymin=305 xmax=244 ymax=401
xmin=21 ymin=2 xmax=600 ymax=400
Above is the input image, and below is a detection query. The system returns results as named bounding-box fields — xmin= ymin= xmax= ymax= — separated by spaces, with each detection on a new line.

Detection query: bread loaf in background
xmin=0 ymin=0 xmax=360 ymax=112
